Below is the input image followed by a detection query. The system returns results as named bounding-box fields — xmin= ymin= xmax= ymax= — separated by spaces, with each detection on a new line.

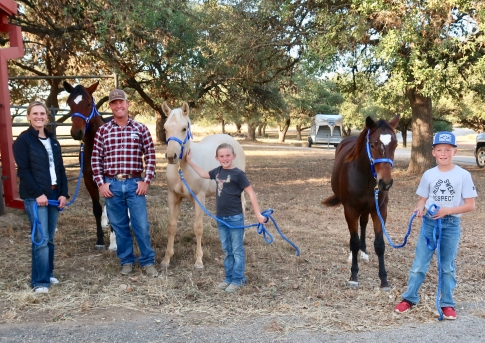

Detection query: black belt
xmin=105 ymin=173 xmax=142 ymax=181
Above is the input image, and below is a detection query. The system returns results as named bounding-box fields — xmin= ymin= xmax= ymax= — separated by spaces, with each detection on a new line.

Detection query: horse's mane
xmin=345 ymin=119 xmax=395 ymax=163
xmin=167 ymin=107 xmax=191 ymax=127
xmin=66 ymin=85 xmax=91 ymax=104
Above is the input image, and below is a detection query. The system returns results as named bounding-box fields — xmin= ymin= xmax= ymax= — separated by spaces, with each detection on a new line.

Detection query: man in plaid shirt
xmin=92 ymin=89 xmax=158 ymax=277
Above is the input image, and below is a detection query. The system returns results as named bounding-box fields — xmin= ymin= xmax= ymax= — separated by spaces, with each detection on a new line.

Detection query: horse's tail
xmin=322 ymin=194 xmax=341 ymax=207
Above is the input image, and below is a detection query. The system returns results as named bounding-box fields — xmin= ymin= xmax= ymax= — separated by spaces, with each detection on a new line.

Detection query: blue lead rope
xmin=374 ymin=189 xmax=413 ymax=248
xmin=31 ymin=144 xmax=85 ymax=245
xmin=422 ymin=204 xmax=444 ymax=321
xmin=178 ymin=169 xmax=300 ymax=256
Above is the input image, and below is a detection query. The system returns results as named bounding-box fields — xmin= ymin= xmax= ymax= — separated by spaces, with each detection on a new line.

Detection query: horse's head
xmin=162 ymin=101 xmax=192 ymax=164
xmin=64 ymin=81 xmax=99 ymax=141
xmin=365 ymin=114 xmax=400 ymax=191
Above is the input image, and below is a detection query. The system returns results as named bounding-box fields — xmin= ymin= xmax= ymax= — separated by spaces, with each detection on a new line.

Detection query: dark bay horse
xmin=322 ymin=115 xmax=400 ymax=289
xmin=63 ymin=80 xmax=115 ymax=250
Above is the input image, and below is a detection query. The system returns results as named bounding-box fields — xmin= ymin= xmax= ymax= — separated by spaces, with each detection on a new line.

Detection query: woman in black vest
xmin=13 ymin=101 xmax=69 ymax=293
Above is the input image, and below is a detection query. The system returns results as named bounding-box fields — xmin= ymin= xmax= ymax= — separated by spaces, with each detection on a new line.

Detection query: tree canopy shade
xmin=305 ymin=1 xmax=485 ymax=173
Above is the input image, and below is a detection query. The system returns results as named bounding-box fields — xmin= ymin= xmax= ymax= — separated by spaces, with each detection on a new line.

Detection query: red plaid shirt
xmin=92 ymin=118 xmax=156 ymax=186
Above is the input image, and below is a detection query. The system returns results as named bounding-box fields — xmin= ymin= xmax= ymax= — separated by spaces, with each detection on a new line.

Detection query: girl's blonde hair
xmin=216 ymin=143 xmax=235 ymax=156
xmin=27 ymin=101 xmax=50 ymax=116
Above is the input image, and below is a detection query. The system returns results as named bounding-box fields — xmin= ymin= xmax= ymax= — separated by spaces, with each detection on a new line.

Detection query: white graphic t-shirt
xmin=39 ymin=137 xmax=57 ymax=186
xmin=416 ymin=165 xmax=477 ymax=217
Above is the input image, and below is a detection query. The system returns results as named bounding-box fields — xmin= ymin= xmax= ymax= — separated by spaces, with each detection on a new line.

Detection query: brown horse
xmin=64 ymin=80 xmax=115 ymax=250
xmin=322 ymin=115 xmax=400 ymax=290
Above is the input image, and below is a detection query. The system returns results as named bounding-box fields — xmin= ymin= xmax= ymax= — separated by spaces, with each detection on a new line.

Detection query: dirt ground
xmin=1 ymin=139 xmax=484 ymax=334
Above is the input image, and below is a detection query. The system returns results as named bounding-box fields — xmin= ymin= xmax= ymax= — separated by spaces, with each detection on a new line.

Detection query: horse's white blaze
xmin=74 ymin=95 xmax=83 ymax=104
xmin=380 ymin=134 xmax=392 ymax=146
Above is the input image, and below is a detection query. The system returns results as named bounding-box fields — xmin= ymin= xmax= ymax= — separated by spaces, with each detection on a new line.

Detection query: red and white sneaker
xmin=395 ymin=300 xmax=412 ymax=313
xmin=442 ymin=307 xmax=457 ymax=320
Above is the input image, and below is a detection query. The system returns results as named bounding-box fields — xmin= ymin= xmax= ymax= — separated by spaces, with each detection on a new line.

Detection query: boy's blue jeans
xmin=217 ymin=213 xmax=246 ymax=286
xmin=402 ymin=214 xmax=461 ymax=308
xmin=24 ymin=189 xmax=59 ymax=289
xmin=104 ymin=177 xmax=155 ymax=267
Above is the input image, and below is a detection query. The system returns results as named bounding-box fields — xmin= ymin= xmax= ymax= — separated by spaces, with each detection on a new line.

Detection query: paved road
xmin=1 ymin=304 xmax=484 ymax=343
xmin=394 ymin=148 xmax=477 ymax=166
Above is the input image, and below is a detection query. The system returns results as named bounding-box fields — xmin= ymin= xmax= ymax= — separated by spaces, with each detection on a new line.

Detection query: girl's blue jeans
xmin=217 ymin=213 xmax=246 ymax=286
xmin=24 ymin=189 xmax=59 ymax=289
xmin=402 ymin=214 xmax=461 ymax=308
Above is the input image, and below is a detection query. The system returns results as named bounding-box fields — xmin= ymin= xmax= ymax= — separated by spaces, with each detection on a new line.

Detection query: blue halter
xmin=70 ymin=97 xmax=101 ymax=133
xmin=166 ymin=122 xmax=193 ymax=160
xmin=365 ymin=129 xmax=394 ymax=178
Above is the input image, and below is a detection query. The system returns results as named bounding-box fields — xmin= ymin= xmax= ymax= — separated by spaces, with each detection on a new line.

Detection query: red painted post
xmin=0 ymin=0 xmax=24 ymax=209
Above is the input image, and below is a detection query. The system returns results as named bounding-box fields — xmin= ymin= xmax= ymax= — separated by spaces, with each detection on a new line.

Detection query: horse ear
xmin=86 ymin=81 xmax=99 ymax=95
xmin=182 ymin=102 xmax=190 ymax=117
xmin=63 ymin=81 xmax=73 ymax=93
xmin=365 ymin=116 xmax=375 ymax=129
xmin=162 ymin=102 xmax=171 ymax=116
xmin=388 ymin=114 xmax=400 ymax=129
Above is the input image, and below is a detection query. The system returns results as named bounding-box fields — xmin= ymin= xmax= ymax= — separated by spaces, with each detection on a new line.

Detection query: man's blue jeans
xmin=402 ymin=214 xmax=461 ymax=308
xmin=104 ymin=177 xmax=155 ymax=267
xmin=217 ymin=213 xmax=246 ymax=286
xmin=24 ymin=189 xmax=59 ymax=289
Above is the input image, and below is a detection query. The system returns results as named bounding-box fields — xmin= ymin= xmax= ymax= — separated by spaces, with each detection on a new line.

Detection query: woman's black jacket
xmin=13 ymin=126 xmax=69 ymax=200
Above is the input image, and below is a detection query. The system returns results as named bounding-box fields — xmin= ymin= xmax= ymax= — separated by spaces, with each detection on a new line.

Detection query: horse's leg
xmin=161 ymin=191 xmax=182 ymax=268
xmin=102 ymin=205 xmax=117 ymax=251
xmin=370 ymin=211 xmax=390 ymax=290
xmin=344 ymin=208 xmax=360 ymax=287
xmin=193 ymin=194 xmax=205 ymax=269
xmin=359 ymin=213 xmax=370 ymax=263
xmin=347 ymin=213 xmax=370 ymax=263
xmin=85 ymin=177 xmax=105 ymax=250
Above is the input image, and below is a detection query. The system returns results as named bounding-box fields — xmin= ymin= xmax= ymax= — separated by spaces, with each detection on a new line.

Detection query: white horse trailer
xmin=307 ymin=114 xmax=343 ymax=148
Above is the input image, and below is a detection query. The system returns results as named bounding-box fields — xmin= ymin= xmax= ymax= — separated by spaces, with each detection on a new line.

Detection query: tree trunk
xmin=296 ymin=124 xmax=302 ymax=140
xmin=406 ymin=87 xmax=434 ymax=174
xmin=257 ymin=123 xmax=264 ymax=137
xmin=278 ymin=117 xmax=291 ymax=143
xmin=247 ymin=123 xmax=257 ymax=141
xmin=46 ymin=81 xmax=61 ymax=109
xmin=156 ymin=110 xmax=167 ymax=143
xmin=236 ymin=123 xmax=242 ymax=134
xmin=262 ymin=123 xmax=267 ymax=137
xmin=221 ymin=119 xmax=225 ymax=134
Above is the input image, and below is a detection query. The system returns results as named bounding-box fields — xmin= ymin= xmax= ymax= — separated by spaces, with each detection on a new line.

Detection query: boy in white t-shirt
xmin=394 ymin=131 xmax=477 ymax=320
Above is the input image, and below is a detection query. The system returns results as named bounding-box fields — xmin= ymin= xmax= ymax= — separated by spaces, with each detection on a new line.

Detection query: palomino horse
xmin=64 ymin=81 xmax=116 ymax=251
xmin=322 ymin=115 xmax=400 ymax=289
xmin=162 ymin=102 xmax=246 ymax=269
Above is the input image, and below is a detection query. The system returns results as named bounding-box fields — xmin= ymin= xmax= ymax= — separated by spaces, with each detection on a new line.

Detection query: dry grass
xmin=1 ymin=139 xmax=484 ymax=333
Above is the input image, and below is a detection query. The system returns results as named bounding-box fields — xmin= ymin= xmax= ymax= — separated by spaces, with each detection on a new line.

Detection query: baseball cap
xmin=432 ymin=131 xmax=457 ymax=147
xmin=109 ymin=89 xmax=128 ymax=103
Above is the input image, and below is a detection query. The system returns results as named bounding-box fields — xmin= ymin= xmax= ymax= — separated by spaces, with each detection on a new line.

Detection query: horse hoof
xmin=108 ymin=246 xmax=117 ymax=252
xmin=380 ymin=286 xmax=391 ymax=292
xmin=194 ymin=264 xmax=204 ymax=270
xmin=361 ymin=252 xmax=369 ymax=263
xmin=94 ymin=245 xmax=106 ymax=251
xmin=348 ymin=281 xmax=359 ymax=287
